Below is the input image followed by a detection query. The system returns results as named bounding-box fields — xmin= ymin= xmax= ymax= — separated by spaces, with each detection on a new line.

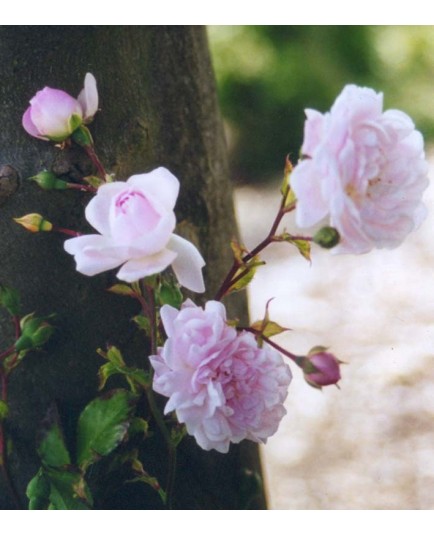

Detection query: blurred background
xmin=208 ymin=26 xmax=434 ymax=509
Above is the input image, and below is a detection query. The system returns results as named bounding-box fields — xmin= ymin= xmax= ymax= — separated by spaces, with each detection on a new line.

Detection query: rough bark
xmin=0 ymin=26 xmax=266 ymax=509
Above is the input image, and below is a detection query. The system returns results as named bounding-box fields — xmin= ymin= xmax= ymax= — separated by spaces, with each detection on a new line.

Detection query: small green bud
xmin=15 ymin=314 xmax=54 ymax=352
xmin=30 ymin=171 xmax=68 ymax=190
xmin=313 ymin=226 xmax=340 ymax=249
xmin=14 ymin=214 xmax=53 ymax=233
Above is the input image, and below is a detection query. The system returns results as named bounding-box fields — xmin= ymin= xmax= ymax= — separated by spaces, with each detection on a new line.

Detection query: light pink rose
xmin=291 ymin=84 xmax=429 ymax=253
xmin=64 ymin=167 xmax=205 ymax=293
xmin=150 ymin=300 xmax=292 ymax=453
xmin=23 ymin=73 xmax=98 ymax=141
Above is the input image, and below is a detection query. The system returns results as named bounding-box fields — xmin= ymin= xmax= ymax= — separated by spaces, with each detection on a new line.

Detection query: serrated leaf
xmin=107 ymin=284 xmax=136 ymax=297
xmin=26 ymin=468 xmax=50 ymax=510
xmin=97 ymin=346 xmax=125 ymax=367
xmin=125 ymin=450 xmax=166 ymax=504
xmin=229 ymin=258 xmax=265 ymax=294
xmin=45 ymin=468 xmax=92 ymax=510
xmin=250 ymin=320 xmax=289 ymax=338
xmin=37 ymin=406 xmax=71 ymax=468
xmin=76 ymin=389 xmax=137 ymax=470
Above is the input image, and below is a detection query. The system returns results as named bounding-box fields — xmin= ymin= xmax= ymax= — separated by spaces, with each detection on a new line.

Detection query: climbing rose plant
xmin=0 ymin=73 xmax=428 ymax=509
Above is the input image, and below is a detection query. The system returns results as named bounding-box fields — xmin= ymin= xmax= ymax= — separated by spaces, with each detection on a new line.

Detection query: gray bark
xmin=0 ymin=26 xmax=265 ymax=509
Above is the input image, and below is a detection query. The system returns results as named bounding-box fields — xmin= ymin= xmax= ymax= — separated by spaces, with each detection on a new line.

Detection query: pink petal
xmin=116 ymin=249 xmax=177 ymax=283
xmin=160 ymin=304 xmax=180 ymax=337
xmin=64 ymin=235 xmax=125 ymax=276
xmin=85 ymin=182 xmax=128 ymax=235
xmin=78 ymin=73 xmax=99 ymax=121
xmin=127 ymin=167 xmax=180 ymax=211
xmin=168 ymin=234 xmax=205 ymax=293
xmin=30 ymin=88 xmax=82 ymax=139
xmin=22 ymin=107 xmax=46 ymax=139
xmin=291 ymin=160 xmax=329 ymax=228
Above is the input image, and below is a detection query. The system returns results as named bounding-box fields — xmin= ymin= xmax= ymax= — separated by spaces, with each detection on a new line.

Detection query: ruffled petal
xmin=168 ymin=234 xmax=205 ymax=293
xmin=85 ymin=182 xmax=129 ymax=235
xmin=116 ymin=249 xmax=177 ymax=283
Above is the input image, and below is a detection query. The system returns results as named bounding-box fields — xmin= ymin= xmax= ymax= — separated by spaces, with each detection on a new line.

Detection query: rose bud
xmin=14 ymin=213 xmax=53 ymax=233
xmin=15 ymin=313 xmax=54 ymax=352
xmin=299 ymin=347 xmax=342 ymax=389
xmin=22 ymin=73 xmax=98 ymax=142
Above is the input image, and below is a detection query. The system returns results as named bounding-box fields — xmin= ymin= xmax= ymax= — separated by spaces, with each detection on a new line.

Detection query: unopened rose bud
xmin=15 ymin=314 xmax=54 ymax=352
xmin=30 ymin=171 xmax=68 ymax=190
xmin=313 ymin=226 xmax=340 ymax=249
xmin=14 ymin=214 xmax=53 ymax=233
xmin=22 ymin=73 xmax=98 ymax=142
xmin=300 ymin=346 xmax=341 ymax=389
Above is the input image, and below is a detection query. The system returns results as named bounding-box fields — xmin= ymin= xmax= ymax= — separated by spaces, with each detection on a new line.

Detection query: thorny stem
xmin=214 ymin=193 xmax=294 ymax=301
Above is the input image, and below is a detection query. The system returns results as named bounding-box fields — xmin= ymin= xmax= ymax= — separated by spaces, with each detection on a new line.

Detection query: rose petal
xmin=291 ymin=160 xmax=329 ymax=228
xmin=30 ymin=88 xmax=82 ymax=139
xmin=85 ymin=181 xmax=133 ymax=235
xmin=22 ymin=107 xmax=46 ymax=139
xmin=168 ymin=234 xmax=205 ymax=293
xmin=64 ymin=235 xmax=125 ymax=276
xmin=127 ymin=167 xmax=180 ymax=211
xmin=116 ymin=249 xmax=177 ymax=283
xmin=78 ymin=73 xmax=99 ymax=121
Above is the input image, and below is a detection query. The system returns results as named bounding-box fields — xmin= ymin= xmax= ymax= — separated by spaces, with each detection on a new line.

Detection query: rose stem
xmin=83 ymin=145 xmax=107 ymax=181
xmin=214 ymin=192 xmax=294 ymax=301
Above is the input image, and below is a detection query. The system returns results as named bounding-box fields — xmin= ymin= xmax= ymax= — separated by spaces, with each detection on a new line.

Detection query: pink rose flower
xmin=23 ymin=73 xmax=98 ymax=141
xmin=291 ymin=84 xmax=429 ymax=253
xmin=150 ymin=300 xmax=292 ymax=453
xmin=64 ymin=167 xmax=205 ymax=293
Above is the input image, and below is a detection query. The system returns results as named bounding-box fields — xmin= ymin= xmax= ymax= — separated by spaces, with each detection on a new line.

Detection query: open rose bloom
xmin=150 ymin=300 xmax=292 ymax=453
xmin=291 ymin=84 xmax=429 ymax=253
xmin=64 ymin=167 xmax=205 ymax=292
xmin=22 ymin=73 xmax=98 ymax=141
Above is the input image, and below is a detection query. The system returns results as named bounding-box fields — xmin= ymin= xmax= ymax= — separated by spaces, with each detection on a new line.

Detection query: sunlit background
xmin=208 ymin=26 xmax=434 ymax=509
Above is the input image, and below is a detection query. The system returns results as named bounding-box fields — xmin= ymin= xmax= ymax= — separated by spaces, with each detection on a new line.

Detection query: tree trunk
xmin=0 ymin=26 xmax=266 ymax=509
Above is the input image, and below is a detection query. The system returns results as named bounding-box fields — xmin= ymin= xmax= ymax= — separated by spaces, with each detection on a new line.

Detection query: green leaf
xmin=275 ymin=233 xmax=311 ymax=262
xmin=128 ymin=417 xmax=150 ymax=439
xmin=45 ymin=467 xmax=92 ymax=510
xmin=83 ymin=175 xmax=105 ymax=188
xmin=37 ymin=406 xmax=71 ymax=468
xmin=230 ymin=239 xmax=247 ymax=263
xmin=76 ymin=389 xmax=137 ymax=470
xmin=0 ymin=285 xmax=20 ymax=316
xmin=158 ymin=281 xmax=183 ymax=309
xmin=132 ymin=314 xmax=151 ymax=335
xmin=26 ymin=468 xmax=51 ymax=510
xmin=107 ymin=284 xmax=136 ymax=297
xmin=229 ymin=258 xmax=265 ymax=294
xmin=97 ymin=362 xmax=119 ymax=391
xmin=251 ymin=320 xmax=289 ymax=338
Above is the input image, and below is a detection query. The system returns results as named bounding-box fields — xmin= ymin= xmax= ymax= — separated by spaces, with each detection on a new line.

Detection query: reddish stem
xmin=66 ymin=183 xmax=97 ymax=193
xmin=214 ymin=195 xmax=290 ymax=301
xmin=53 ymin=226 xmax=82 ymax=237
xmin=0 ymin=345 xmax=16 ymax=362
xmin=240 ymin=326 xmax=300 ymax=364
xmin=84 ymin=145 xmax=107 ymax=181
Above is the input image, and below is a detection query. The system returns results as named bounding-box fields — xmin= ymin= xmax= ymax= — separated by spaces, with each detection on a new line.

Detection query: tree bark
xmin=0 ymin=26 xmax=266 ymax=509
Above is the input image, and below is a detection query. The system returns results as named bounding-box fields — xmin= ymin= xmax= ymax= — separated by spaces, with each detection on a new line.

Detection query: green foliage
xmin=0 ymin=284 xmax=20 ymax=316
xmin=76 ymin=389 xmax=137 ymax=470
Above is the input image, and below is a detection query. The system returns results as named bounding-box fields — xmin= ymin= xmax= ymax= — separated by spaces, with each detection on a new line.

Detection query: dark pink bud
xmin=301 ymin=347 xmax=341 ymax=389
